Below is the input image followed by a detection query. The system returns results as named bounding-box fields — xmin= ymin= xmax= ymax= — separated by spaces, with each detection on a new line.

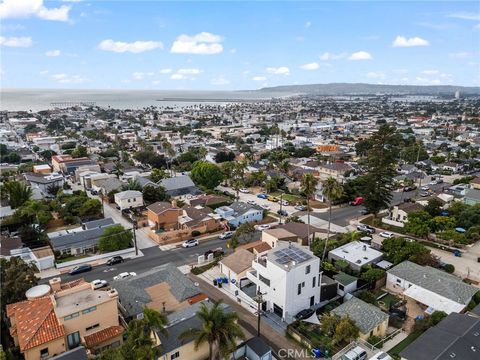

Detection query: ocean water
xmin=0 ymin=89 xmax=288 ymax=111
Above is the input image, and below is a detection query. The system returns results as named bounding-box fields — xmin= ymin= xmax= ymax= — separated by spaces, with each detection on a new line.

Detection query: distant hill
xmin=258 ymin=83 xmax=480 ymax=95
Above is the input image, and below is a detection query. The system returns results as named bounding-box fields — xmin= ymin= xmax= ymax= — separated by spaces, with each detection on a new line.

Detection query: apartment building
xmin=6 ymin=278 xmax=123 ymax=360
xmin=247 ymin=242 xmax=321 ymax=322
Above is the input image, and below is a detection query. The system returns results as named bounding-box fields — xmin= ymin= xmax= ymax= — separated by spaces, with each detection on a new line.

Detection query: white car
xmin=219 ymin=231 xmax=234 ymax=240
xmin=279 ymin=200 xmax=289 ymax=206
xmin=260 ymin=204 xmax=270 ymax=210
xmin=182 ymin=239 xmax=199 ymax=248
xmin=255 ymin=224 xmax=271 ymax=231
xmin=113 ymin=272 xmax=137 ymax=281
xmin=247 ymin=200 xmax=256 ymax=205
xmin=239 ymin=188 xmax=250 ymax=193
xmin=379 ymin=231 xmax=395 ymax=238
xmin=91 ymin=279 xmax=108 ymax=289
xmin=421 ymin=185 xmax=430 ymax=191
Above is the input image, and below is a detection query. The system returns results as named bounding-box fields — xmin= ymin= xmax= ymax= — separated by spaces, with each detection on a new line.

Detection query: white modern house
xmin=247 ymin=242 xmax=321 ymax=323
xmin=114 ymin=190 xmax=144 ymax=211
xmin=328 ymin=241 xmax=383 ymax=272
xmin=214 ymin=201 xmax=263 ymax=227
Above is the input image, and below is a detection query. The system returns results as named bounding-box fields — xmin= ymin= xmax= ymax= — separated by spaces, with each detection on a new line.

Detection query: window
xmin=40 ymin=348 xmax=49 ymax=358
xmin=67 ymin=331 xmax=81 ymax=349
xmin=128 ymin=199 xmax=131 ymax=203
xmin=86 ymin=323 xmax=100 ymax=331
xmin=312 ymin=276 xmax=316 ymax=288
xmin=171 ymin=351 xmax=180 ymax=360
xmin=297 ymin=283 xmax=302 ymax=295
xmin=302 ymin=281 xmax=305 ymax=288
xmin=305 ymin=265 xmax=311 ymax=274
xmin=339 ymin=284 xmax=344 ymax=291
xmin=396 ymin=279 xmax=401 ymax=284
xmin=64 ymin=312 xmax=79 ymax=321
xmin=259 ymin=274 xmax=270 ymax=286
xmin=82 ymin=306 xmax=97 ymax=314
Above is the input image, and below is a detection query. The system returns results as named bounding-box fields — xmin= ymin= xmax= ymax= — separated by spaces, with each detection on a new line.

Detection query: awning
xmin=302 ymin=312 xmax=320 ymax=325
xmin=403 ymin=285 xmax=465 ymax=314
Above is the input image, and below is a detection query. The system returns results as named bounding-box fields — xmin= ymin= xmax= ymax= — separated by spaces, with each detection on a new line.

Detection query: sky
xmin=1 ymin=0 xmax=479 ymax=90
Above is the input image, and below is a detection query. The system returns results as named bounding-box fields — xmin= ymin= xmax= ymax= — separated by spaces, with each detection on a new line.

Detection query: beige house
xmin=220 ymin=248 xmax=255 ymax=282
xmin=114 ymin=190 xmax=143 ymax=211
xmin=261 ymin=228 xmax=298 ymax=248
xmin=6 ymin=278 xmax=124 ymax=360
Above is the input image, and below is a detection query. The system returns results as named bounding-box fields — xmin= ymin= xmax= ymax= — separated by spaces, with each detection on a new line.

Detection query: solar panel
xmin=273 ymin=246 xmax=312 ymax=265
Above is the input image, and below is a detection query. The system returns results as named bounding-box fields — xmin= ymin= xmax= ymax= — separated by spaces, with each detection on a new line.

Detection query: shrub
xmin=191 ymin=230 xmax=201 ymax=237
xmin=367 ymin=335 xmax=383 ymax=348
xmin=444 ymin=264 xmax=455 ymax=273
xmin=431 ymin=311 xmax=447 ymax=325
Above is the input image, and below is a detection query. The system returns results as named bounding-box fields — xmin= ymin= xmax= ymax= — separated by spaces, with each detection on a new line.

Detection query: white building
xmin=247 ymin=242 xmax=321 ymax=323
xmin=114 ymin=190 xmax=144 ymax=211
xmin=328 ymin=241 xmax=383 ymax=272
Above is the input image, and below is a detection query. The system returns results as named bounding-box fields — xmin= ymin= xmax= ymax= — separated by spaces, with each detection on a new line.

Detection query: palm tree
xmin=321 ymin=177 xmax=344 ymax=262
xmin=279 ymin=159 xmax=291 ymax=175
xmin=300 ymin=173 xmax=318 ymax=246
xmin=4 ymin=181 xmax=32 ymax=209
xmin=122 ymin=179 xmax=142 ymax=191
xmin=178 ymin=301 xmax=245 ymax=360
xmin=113 ymin=161 xmax=123 ymax=179
xmin=162 ymin=140 xmax=176 ymax=176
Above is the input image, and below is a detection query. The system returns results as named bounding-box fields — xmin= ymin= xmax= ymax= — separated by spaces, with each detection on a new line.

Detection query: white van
xmin=369 ymin=352 xmax=392 ymax=360
xmin=341 ymin=346 xmax=367 ymax=360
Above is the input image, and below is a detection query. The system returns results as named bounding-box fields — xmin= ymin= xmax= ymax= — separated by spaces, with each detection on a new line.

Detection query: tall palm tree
xmin=121 ymin=179 xmax=142 ymax=191
xmin=113 ymin=160 xmax=123 ymax=179
xmin=179 ymin=301 xmax=245 ymax=360
xmin=162 ymin=140 xmax=176 ymax=176
xmin=4 ymin=181 xmax=32 ymax=209
xmin=300 ymin=173 xmax=318 ymax=246
xmin=322 ymin=177 xmax=344 ymax=262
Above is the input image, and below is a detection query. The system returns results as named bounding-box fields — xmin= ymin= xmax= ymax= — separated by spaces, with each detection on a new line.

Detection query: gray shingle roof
xmin=387 ymin=261 xmax=478 ymax=305
xmin=49 ymin=222 xmax=115 ymax=250
xmin=159 ymin=175 xmax=195 ymax=191
xmin=112 ymin=263 xmax=201 ymax=318
xmin=331 ymin=297 xmax=389 ymax=334
xmin=229 ymin=201 xmax=263 ymax=216
xmin=114 ymin=190 xmax=142 ymax=200
xmin=83 ymin=217 xmax=115 ymax=230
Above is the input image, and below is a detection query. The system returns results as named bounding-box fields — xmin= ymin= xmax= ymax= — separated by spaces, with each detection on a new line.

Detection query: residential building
xmin=220 ymin=248 xmax=256 ymax=283
xmin=147 ymin=201 xmax=182 ymax=232
xmin=387 ymin=261 xmax=478 ymax=314
xmin=158 ymin=175 xmax=201 ymax=197
xmin=261 ymin=228 xmax=298 ymax=249
xmin=317 ymin=162 xmax=352 ymax=180
xmin=231 ymin=337 xmax=272 ymax=360
xmin=331 ymin=296 xmax=389 ymax=340
xmin=51 ymin=155 xmax=97 ymax=174
xmin=399 ymin=313 xmax=480 ymax=360
xmin=24 ymin=172 xmax=65 ymax=198
xmin=114 ymin=190 xmax=143 ymax=211
xmin=247 ymin=242 xmax=322 ymax=322
xmin=214 ymin=201 xmax=263 ymax=227
xmin=179 ymin=205 xmax=221 ymax=233
xmin=6 ymin=278 xmax=123 ymax=360
xmin=328 ymin=241 xmax=384 ymax=272
xmin=464 ymin=188 xmax=480 ymax=205
xmin=333 ymin=272 xmax=358 ymax=297
xmin=388 ymin=202 xmax=425 ymax=224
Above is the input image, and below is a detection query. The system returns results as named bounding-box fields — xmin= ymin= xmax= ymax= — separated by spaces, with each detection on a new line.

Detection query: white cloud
xmin=52 ymin=73 xmax=89 ymax=84
xmin=319 ymin=52 xmax=346 ymax=60
xmin=367 ymin=71 xmax=385 ymax=79
xmin=229 ymin=48 xmax=237 ymax=54
xmin=98 ymin=39 xmax=163 ymax=53
xmin=40 ymin=70 xmax=49 ymax=75
xmin=132 ymin=72 xmax=154 ymax=80
xmin=177 ymin=68 xmax=201 ymax=75
xmin=170 ymin=68 xmax=202 ymax=80
xmin=447 ymin=12 xmax=480 ymax=21
xmin=300 ymin=62 xmax=319 ymax=70
xmin=449 ymin=52 xmax=471 ymax=59
xmin=211 ymin=77 xmax=230 ymax=85
xmin=45 ymin=49 xmax=61 ymax=57
xmin=305 ymin=21 xmax=312 ymax=28
xmin=0 ymin=36 xmax=32 ymax=47
xmin=159 ymin=68 xmax=172 ymax=74
xmin=252 ymin=76 xmax=267 ymax=81
xmin=422 ymin=70 xmax=439 ymax=75
xmin=348 ymin=51 xmax=372 ymax=60
xmin=170 ymin=73 xmax=185 ymax=80
xmin=415 ymin=77 xmax=442 ymax=85
xmin=0 ymin=0 xmax=71 ymax=22
xmin=392 ymin=36 xmax=429 ymax=47
xmin=266 ymin=66 xmax=290 ymax=75
xmin=170 ymin=32 xmax=223 ymax=55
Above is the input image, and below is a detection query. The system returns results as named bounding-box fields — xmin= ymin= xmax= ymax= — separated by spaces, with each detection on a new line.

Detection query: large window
xmin=82 ymin=306 xmax=97 ymax=314
xmin=259 ymin=274 xmax=270 ymax=286
xmin=305 ymin=265 xmax=311 ymax=274
xmin=40 ymin=348 xmax=49 ymax=358
xmin=64 ymin=312 xmax=79 ymax=321
xmin=171 ymin=351 xmax=180 ymax=360
xmin=67 ymin=331 xmax=81 ymax=349
xmin=86 ymin=323 xmax=100 ymax=331
xmin=312 ymin=276 xmax=316 ymax=288
xmin=297 ymin=283 xmax=302 ymax=295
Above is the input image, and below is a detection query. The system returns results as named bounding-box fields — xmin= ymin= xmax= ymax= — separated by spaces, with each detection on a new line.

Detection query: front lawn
xmin=270 ymin=192 xmax=304 ymax=204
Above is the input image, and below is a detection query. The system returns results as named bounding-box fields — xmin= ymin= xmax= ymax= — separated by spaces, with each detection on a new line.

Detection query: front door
xmin=67 ymin=331 xmax=81 ymax=349
xmin=310 ymin=296 xmax=315 ymax=307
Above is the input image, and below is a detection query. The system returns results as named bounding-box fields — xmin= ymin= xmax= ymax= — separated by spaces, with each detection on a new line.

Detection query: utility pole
xmin=253 ymin=290 xmax=265 ymax=337
xmin=133 ymin=220 xmax=138 ymax=256
xmin=279 ymin=192 xmax=283 ymax=225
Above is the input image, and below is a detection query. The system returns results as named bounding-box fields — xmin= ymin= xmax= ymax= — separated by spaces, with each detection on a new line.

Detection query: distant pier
xmin=50 ymin=101 xmax=96 ymax=108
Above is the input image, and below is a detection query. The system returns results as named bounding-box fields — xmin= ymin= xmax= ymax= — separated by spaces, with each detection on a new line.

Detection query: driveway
xmin=428 ymin=244 xmax=480 ymax=283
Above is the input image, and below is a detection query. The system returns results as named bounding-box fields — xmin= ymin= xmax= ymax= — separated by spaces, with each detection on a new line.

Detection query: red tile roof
xmin=83 ymin=326 xmax=124 ymax=348
xmin=6 ymin=297 xmax=65 ymax=351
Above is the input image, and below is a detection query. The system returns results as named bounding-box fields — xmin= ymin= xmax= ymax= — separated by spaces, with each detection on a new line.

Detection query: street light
xmin=253 ymin=290 xmax=266 ymax=337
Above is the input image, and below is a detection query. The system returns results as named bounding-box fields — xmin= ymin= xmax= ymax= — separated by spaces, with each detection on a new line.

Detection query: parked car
xmin=294 ymin=205 xmax=307 ymax=211
xmin=350 ymin=197 xmax=364 ymax=206
xmin=260 ymin=204 xmax=270 ymax=210
xmin=267 ymin=196 xmax=278 ymax=202
xmin=421 ymin=185 xmax=430 ymax=191
xmin=277 ymin=209 xmax=288 ymax=216
xmin=368 ymin=352 xmax=392 ymax=360
xmin=204 ymin=247 xmax=224 ymax=258
xmin=106 ymin=256 xmax=124 ymax=266
xmin=255 ymin=224 xmax=271 ymax=231
xmin=357 ymin=224 xmax=375 ymax=234
xmin=403 ymin=185 xmax=416 ymax=192
xmin=420 ymin=191 xmax=430 ymax=197
xmin=239 ymin=188 xmax=250 ymax=193
xmin=279 ymin=200 xmax=289 ymax=206
xmin=90 ymin=189 xmax=98 ymax=195
xmin=379 ymin=231 xmax=395 ymax=238
xmin=256 ymin=193 xmax=268 ymax=199
xmin=91 ymin=279 xmax=108 ymax=289
xmin=113 ymin=272 xmax=136 ymax=281
xmin=247 ymin=200 xmax=256 ymax=205
xmin=182 ymin=239 xmax=199 ymax=248
xmin=69 ymin=264 xmax=92 ymax=275
xmin=219 ymin=231 xmax=234 ymax=240
xmin=341 ymin=346 xmax=367 ymax=360
xmin=294 ymin=308 xmax=315 ymax=321
xmin=223 ymin=190 xmax=235 ymax=197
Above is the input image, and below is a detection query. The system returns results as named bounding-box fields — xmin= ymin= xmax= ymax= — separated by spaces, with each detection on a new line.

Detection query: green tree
xmin=14 ymin=200 xmax=52 ymax=226
xmin=405 ymin=211 xmax=432 ymax=237
xmin=431 ymin=311 xmax=447 ymax=325
xmin=429 ymin=216 xmax=456 ymax=233
xmin=97 ymin=225 xmax=132 ymax=252
xmin=71 ymin=145 xmax=88 ymax=158
xmin=360 ymin=267 xmax=386 ymax=283
xmin=227 ymin=222 xmax=256 ymax=249
xmin=320 ymin=313 xmax=340 ymax=337
xmin=142 ymin=185 xmax=169 ymax=204
xmin=424 ymin=198 xmax=444 ymax=217
xmin=150 ymin=168 xmax=168 ymax=183
xmin=382 ymin=237 xmax=431 ymax=264
xmin=190 ymin=161 xmax=224 ymax=190
xmin=300 ymin=173 xmax=318 ymax=246
xmin=333 ymin=316 xmax=359 ymax=345
xmin=3 ymin=181 xmax=32 ymax=209
xmin=321 ymin=177 xmax=344 ymax=261
xmin=444 ymin=264 xmax=455 ymax=273
xmin=179 ymin=300 xmax=245 ymax=360
xmin=0 ymin=257 xmax=38 ymax=307
xmin=78 ymin=198 xmax=102 ymax=217
xmin=121 ymin=179 xmax=142 ymax=191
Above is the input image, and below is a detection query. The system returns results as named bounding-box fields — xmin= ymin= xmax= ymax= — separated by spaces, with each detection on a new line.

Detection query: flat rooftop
xmin=54 ymin=287 xmax=111 ymax=318
xmin=329 ymin=241 xmax=383 ymax=266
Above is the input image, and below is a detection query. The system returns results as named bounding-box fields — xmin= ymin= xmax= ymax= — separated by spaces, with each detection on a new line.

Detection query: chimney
xmin=107 ymin=289 xmax=119 ymax=299
xmin=49 ymin=277 xmax=62 ymax=292
xmin=171 ymin=200 xmax=177 ymax=208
